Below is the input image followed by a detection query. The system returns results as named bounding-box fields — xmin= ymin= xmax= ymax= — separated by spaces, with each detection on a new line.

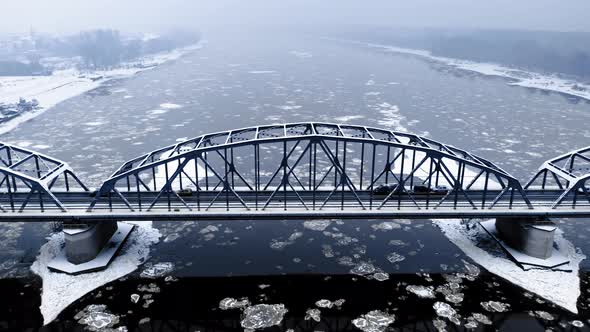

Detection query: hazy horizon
xmin=2 ymin=0 xmax=590 ymax=35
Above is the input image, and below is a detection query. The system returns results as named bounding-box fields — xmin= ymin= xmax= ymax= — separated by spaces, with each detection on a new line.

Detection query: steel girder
xmin=0 ymin=142 xmax=88 ymax=212
xmin=525 ymin=146 xmax=590 ymax=209
xmin=88 ymin=123 xmax=531 ymax=212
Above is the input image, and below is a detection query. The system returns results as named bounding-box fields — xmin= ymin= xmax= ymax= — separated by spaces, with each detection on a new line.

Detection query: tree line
xmin=338 ymin=27 xmax=590 ymax=79
xmin=72 ymin=29 xmax=200 ymax=69
xmin=0 ymin=28 xmax=201 ymax=75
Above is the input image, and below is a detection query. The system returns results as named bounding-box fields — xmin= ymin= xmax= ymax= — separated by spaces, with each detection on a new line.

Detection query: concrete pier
xmin=48 ymin=221 xmax=135 ymax=274
xmin=64 ymin=221 xmax=118 ymax=264
xmin=495 ymin=217 xmax=556 ymax=259
xmin=479 ymin=218 xmax=569 ymax=270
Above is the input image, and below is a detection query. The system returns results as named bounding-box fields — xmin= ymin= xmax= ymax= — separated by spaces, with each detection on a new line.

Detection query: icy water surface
xmin=1 ymin=31 xmax=590 ymax=330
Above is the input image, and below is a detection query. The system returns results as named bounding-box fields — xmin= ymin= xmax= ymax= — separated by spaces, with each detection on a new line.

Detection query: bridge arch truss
xmin=88 ymin=123 xmax=532 ymax=213
xmin=0 ymin=143 xmax=88 ymax=212
xmin=525 ymin=146 xmax=590 ymax=209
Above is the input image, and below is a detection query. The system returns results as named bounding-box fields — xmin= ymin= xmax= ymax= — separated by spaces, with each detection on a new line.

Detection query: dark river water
xmin=1 ymin=31 xmax=590 ymax=331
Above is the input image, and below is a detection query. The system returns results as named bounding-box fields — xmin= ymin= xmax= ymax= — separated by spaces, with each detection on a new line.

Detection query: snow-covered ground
xmin=435 ymin=219 xmax=585 ymax=313
xmin=355 ymin=41 xmax=590 ymax=102
xmin=29 ymin=144 xmax=190 ymax=325
xmin=0 ymin=42 xmax=203 ymax=136
xmin=31 ymin=221 xmax=161 ymax=325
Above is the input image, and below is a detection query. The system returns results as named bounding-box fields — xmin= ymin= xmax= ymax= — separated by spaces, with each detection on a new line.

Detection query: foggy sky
xmin=2 ymin=0 xmax=590 ymax=34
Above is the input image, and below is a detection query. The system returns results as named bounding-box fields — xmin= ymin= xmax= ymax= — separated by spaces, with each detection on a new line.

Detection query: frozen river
xmin=2 ymin=31 xmax=590 ymax=330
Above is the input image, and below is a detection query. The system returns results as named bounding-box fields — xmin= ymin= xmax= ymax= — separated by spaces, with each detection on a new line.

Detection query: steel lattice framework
xmin=526 ymin=146 xmax=590 ymax=208
xmin=0 ymin=143 xmax=88 ymax=212
xmin=87 ymin=122 xmax=532 ymax=213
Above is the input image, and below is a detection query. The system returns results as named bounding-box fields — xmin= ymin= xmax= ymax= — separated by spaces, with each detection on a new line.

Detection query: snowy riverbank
xmin=434 ymin=219 xmax=585 ymax=314
xmin=358 ymin=41 xmax=590 ymax=102
xmin=31 ymin=221 xmax=161 ymax=325
xmin=0 ymin=42 xmax=203 ymax=136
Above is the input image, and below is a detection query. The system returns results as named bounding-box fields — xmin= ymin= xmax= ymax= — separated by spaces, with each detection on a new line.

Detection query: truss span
xmin=526 ymin=146 xmax=590 ymax=208
xmin=88 ymin=122 xmax=532 ymax=213
xmin=0 ymin=143 xmax=88 ymax=212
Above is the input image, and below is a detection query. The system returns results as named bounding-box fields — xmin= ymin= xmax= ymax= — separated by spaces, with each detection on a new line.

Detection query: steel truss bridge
xmin=0 ymin=123 xmax=589 ymax=222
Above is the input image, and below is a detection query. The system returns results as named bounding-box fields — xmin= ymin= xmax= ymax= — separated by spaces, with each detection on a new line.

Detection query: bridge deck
xmin=1 ymin=189 xmax=588 ymax=221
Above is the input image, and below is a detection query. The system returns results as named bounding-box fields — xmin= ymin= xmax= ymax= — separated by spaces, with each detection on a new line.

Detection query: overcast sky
xmin=2 ymin=0 xmax=590 ymax=34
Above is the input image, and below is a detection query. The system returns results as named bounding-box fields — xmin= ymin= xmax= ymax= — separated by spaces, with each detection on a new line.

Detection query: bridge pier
xmin=480 ymin=217 xmax=569 ymax=270
xmin=64 ymin=221 xmax=118 ymax=264
xmin=48 ymin=220 xmax=135 ymax=274
xmin=495 ymin=217 xmax=556 ymax=259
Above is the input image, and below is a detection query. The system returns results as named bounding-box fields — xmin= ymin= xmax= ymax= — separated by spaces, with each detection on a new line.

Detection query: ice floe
xmin=444 ymin=293 xmax=464 ymax=304
xmin=240 ymin=304 xmax=288 ymax=330
xmin=406 ymin=285 xmax=436 ymax=298
xmin=372 ymin=272 xmax=389 ymax=281
xmin=74 ymin=304 xmax=125 ymax=331
xmin=83 ymin=121 xmax=108 ymax=126
xmin=350 ymin=262 xmax=376 ymax=275
xmin=139 ymin=262 xmax=174 ymax=279
xmin=322 ymin=244 xmax=336 ymax=258
xmin=371 ymin=221 xmax=401 ymax=231
xmin=480 ymin=300 xmax=510 ymax=313
xmin=315 ymin=299 xmax=345 ymax=309
xmin=334 ymin=115 xmax=365 ymax=122
xmin=199 ymin=225 xmax=219 ymax=234
xmin=434 ymin=219 xmax=585 ymax=313
xmin=219 ymin=297 xmax=251 ymax=310
xmin=218 ymin=296 xmax=289 ymax=330
xmin=276 ymin=105 xmax=302 ymax=111
xmin=270 ymin=231 xmax=303 ymax=250
xmin=159 ymin=103 xmax=183 ymax=109
xmin=469 ymin=313 xmax=492 ymax=325
xmin=375 ymin=103 xmax=408 ymax=132
xmin=432 ymin=319 xmax=447 ymax=332
xmin=386 ymin=252 xmax=406 ymax=264
xmin=305 ymin=308 xmax=321 ymax=322
xmin=137 ymin=282 xmax=161 ymax=293
xmin=30 ymin=221 xmax=160 ymax=325
xmin=530 ymin=310 xmax=554 ymax=321
xmin=388 ymin=239 xmax=408 ymax=247
xmin=433 ymin=302 xmax=460 ymax=325
xmin=352 ymin=310 xmax=395 ymax=332
xmin=435 ymin=277 xmax=465 ymax=305
xmin=163 ymin=233 xmax=180 ymax=243
xmin=303 ymin=219 xmax=332 ymax=231
xmin=147 ymin=109 xmax=168 ymax=115
xmin=462 ymin=260 xmax=481 ymax=280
